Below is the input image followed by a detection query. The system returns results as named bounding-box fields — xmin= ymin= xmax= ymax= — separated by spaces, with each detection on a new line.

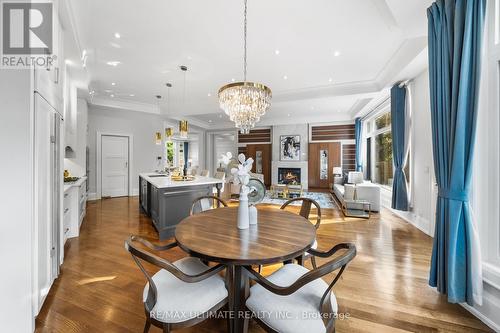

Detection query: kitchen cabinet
xmin=139 ymin=174 xmax=222 ymax=240
xmin=63 ymin=177 xmax=87 ymax=241
xmin=34 ymin=1 xmax=64 ymax=115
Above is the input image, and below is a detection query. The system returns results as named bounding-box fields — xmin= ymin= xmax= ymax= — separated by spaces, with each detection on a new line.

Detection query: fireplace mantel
xmin=272 ymin=161 xmax=308 ymax=189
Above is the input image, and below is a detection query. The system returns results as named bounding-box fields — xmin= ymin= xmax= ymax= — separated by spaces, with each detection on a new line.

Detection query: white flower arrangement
xmin=220 ymin=152 xmax=254 ymax=195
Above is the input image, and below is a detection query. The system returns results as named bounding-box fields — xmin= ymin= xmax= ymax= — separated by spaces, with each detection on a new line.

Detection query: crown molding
xmin=90 ymin=96 xmax=159 ymax=114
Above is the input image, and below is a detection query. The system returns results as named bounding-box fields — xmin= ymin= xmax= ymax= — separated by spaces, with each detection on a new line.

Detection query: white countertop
xmin=64 ymin=176 xmax=87 ymax=193
xmin=140 ymin=173 xmax=223 ymax=189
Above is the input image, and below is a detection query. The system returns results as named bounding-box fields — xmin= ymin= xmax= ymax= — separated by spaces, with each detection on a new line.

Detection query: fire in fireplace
xmin=278 ymin=168 xmax=301 ymax=185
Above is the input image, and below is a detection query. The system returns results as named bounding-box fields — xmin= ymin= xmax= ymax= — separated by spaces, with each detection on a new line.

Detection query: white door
xmin=101 ymin=135 xmax=129 ymax=197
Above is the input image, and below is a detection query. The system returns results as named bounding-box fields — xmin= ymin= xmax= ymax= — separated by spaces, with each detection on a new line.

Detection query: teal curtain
xmin=428 ymin=0 xmax=486 ymax=305
xmin=354 ymin=118 xmax=363 ymax=172
xmin=391 ymin=85 xmax=409 ymax=211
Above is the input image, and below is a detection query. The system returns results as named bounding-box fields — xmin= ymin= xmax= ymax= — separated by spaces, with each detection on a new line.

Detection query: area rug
xmin=261 ymin=191 xmax=337 ymax=209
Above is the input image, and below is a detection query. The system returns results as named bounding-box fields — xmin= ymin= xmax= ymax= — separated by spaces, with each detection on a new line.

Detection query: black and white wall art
xmin=280 ymin=135 xmax=301 ymax=161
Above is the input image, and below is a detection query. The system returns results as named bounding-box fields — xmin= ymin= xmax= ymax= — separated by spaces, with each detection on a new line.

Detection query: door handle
xmin=54 ymin=67 xmax=59 ymax=84
xmin=125 ymin=161 xmax=128 ymax=168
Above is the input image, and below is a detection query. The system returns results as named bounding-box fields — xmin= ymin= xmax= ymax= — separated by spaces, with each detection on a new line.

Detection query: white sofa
xmin=332 ymin=172 xmax=381 ymax=212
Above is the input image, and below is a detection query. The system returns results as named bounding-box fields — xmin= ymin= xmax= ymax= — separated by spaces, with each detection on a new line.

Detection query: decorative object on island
xmin=218 ymin=0 xmax=272 ymax=134
xmin=280 ymin=135 xmax=301 ymax=161
xmin=247 ymin=178 xmax=265 ymax=225
xmin=154 ymin=132 xmax=162 ymax=145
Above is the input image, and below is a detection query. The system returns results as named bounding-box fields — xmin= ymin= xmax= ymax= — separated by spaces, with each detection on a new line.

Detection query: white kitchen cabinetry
xmin=34 ymin=0 xmax=64 ymax=115
xmin=63 ymin=177 xmax=87 ymax=241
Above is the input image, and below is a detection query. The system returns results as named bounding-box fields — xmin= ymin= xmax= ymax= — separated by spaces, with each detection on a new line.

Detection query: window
xmin=165 ymin=141 xmax=174 ymax=167
xmin=374 ymin=130 xmax=393 ymax=186
xmin=365 ymin=103 xmax=411 ymax=188
xmin=474 ymin=0 xmax=500 ymax=271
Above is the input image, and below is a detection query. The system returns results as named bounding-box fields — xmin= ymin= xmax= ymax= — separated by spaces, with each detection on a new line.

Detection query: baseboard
xmin=462 ymin=302 xmax=500 ymax=332
xmin=388 ymin=208 xmax=431 ymax=236
xmin=87 ymin=192 xmax=98 ymax=201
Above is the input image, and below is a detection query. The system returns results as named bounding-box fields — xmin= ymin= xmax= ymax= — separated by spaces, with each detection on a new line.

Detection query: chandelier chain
xmin=243 ymin=0 xmax=247 ymax=82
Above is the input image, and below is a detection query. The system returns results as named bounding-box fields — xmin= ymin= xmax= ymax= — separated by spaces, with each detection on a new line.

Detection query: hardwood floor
xmin=35 ymin=197 xmax=492 ymax=333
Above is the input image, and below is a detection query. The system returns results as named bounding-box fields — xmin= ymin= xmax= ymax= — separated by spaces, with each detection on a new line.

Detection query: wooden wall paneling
xmin=329 ymin=142 xmax=341 ymax=188
xmin=311 ymin=124 xmax=355 ymax=141
xmin=342 ymin=144 xmax=356 ymax=172
xmin=238 ymin=146 xmax=247 ymax=156
xmin=238 ymin=129 xmax=271 ymax=144
xmin=246 ymin=144 xmax=271 ymax=186
xmin=309 ymin=142 xmax=341 ymax=189
xmin=308 ymin=143 xmax=320 ymax=188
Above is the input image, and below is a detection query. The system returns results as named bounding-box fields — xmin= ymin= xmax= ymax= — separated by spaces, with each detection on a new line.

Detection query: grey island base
xmin=139 ymin=173 xmax=223 ymax=240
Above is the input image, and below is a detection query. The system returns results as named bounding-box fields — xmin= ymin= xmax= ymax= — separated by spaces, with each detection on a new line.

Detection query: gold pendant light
xmin=179 ymin=65 xmax=189 ymax=139
xmin=218 ymin=0 xmax=272 ymax=134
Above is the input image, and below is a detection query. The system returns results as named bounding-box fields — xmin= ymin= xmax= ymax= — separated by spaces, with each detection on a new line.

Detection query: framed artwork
xmin=280 ymin=135 xmax=301 ymax=161
xmin=320 ymin=149 xmax=328 ymax=180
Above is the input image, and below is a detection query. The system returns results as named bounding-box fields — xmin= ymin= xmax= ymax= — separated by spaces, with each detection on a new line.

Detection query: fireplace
xmin=278 ymin=167 xmax=301 ymax=185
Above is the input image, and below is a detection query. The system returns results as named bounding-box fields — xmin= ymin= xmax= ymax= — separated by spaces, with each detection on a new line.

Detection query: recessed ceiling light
xmin=310 ymin=106 xmax=315 ymax=110
xmin=114 ymin=32 xmax=121 ymax=39
xmin=208 ymin=120 xmax=212 ymax=123
xmin=106 ymin=61 xmax=121 ymax=67
xmin=111 ymin=82 xmax=116 ymax=86
xmin=231 ymin=78 xmax=235 ymax=82
xmin=219 ymin=114 xmax=223 ymax=118
xmin=333 ymin=50 xmax=341 ymax=57
xmin=129 ymin=94 xmax=135 ymax=97
xmin=110 ymin=94 xmax=115 ymax=98
xmin=328 ymin=78 xmax=333 ymax=82
xmin=208 ymin=93 xmax=211 ymax=97
xmin=283 ymin=75 xmax=288 ymax=80
xmin=275 ymin=49 xmax=280 ymax=55
xmin=287 ymin=113 xmax=290 ymax=117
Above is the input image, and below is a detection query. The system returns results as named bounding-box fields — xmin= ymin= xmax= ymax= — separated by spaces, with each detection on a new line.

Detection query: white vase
xmin=249 ymin=205 xmax=258 ymax=225
xmin=238 ymin=190 xmax=250 ymax=229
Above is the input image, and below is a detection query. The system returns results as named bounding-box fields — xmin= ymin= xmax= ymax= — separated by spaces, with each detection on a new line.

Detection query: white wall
xmin=64 ymin=98 xmax=88 ymax=176
xmin=0 ymin=71 xmax=34 ymax=332
xmin=87 ymin=105 xmax=166 ymax=197
xmin=406 ymin=69 xmax=435 ymax=235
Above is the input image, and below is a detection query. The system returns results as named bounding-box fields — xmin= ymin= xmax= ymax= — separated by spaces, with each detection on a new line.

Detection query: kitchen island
xmin=139 ymin=173 xmax=223 ymax=240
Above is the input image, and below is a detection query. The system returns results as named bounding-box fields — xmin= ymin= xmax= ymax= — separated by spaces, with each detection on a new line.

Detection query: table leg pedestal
xmin=228 ymin=265 xmax=249 ymax=333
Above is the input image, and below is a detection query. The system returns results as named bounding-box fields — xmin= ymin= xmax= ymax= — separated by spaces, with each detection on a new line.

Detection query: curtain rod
xmin=360 ymin=80 xmax=412 ymax=120
xmin=361 ymin=96 xmax=390 ymax=121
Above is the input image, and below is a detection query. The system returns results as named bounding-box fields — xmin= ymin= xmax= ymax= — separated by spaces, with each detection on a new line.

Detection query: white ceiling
xmin=64 ymin=0 xmax=433 ymax=128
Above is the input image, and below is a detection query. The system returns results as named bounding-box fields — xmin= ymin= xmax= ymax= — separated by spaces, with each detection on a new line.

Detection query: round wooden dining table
xmin=175 ymin=206 xmax=316 ymax=333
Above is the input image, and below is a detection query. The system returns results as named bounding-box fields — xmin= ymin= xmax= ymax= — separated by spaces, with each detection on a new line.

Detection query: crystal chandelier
xmin=218 ymin=0 xmax=271 ymax=134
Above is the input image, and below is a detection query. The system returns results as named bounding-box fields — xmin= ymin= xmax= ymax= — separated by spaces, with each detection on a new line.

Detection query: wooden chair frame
xmin=190 ymin=195 xmax=228 ymax=215
xmin=244 ymin=243 xmax=356 ymax=333
xmin=280 ymin=197 xmax=322 ymax=268
xmin=125 ymin=235 xmax=227 ymax=333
